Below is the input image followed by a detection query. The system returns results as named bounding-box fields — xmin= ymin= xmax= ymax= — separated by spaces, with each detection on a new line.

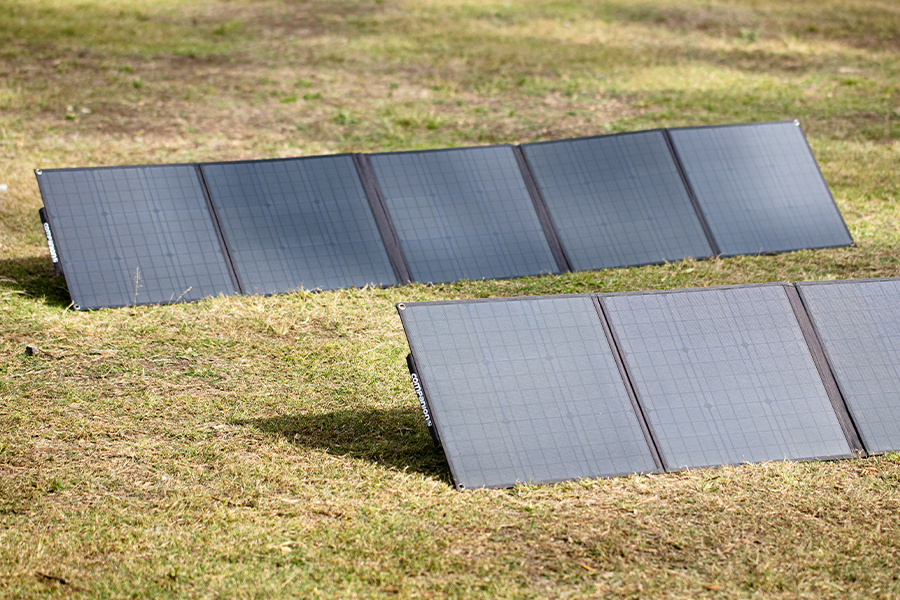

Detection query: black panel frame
xmin=598 ymin=284 xmax=795 ymax=471
xmin=397 ymin=282 xmax=877 ymax=488
xmin=198 ymin=153 xmax=404 ymax=293
xmin=588 ymin=282 xmax=858 ymax=468
xmin=33 ymin=120 xmax=856 ymax=309
xmin=397 ymin=293 xmax=594 ymax=490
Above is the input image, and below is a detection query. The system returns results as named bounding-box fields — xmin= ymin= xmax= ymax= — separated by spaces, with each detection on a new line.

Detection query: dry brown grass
xmin=2 ymin=0 xmax=900 ymax=597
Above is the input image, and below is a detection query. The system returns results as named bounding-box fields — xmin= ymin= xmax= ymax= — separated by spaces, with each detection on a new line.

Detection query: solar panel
xmin=668 ymin=121 xmax=853 ymax=256
xmin=200 ymin=156 xmax=397 ymax=295
xmin=522 ymin=131 xmax=714 ymax=270
xmin=603 ymin=284 xmax=852 ymax=470
xmin=399 ymin=296 xmax=659 ymax=489
xmin=370 ymin=146 xmax=559 ymax=283
xmin=35 ymin=165 xmax=236 ymax=309
xmin=797 ymin=279 xmax=900 ymax=454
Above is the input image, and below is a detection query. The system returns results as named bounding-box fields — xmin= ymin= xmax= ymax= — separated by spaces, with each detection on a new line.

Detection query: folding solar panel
xmin=200 ymin=156 xmax=397 ymax=295
xmin=603 ymin=284 xmax=852 ymax=470
xmin=36 ymin=165 xmax=236 ymax=309
xmin=370 ymin=146 xmax=560 ymax=283
xmin=667 ymin=121 xmax=853 ymax=256
xmin=797 ymin=279 xmax=900 ymax=454
xmin=522 ymin=130 xmax=715 ymax=270
xmin=399 ymin=296 xmax=659 ymax=489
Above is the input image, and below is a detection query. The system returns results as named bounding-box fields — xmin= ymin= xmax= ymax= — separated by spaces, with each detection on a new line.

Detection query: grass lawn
xmin=2 ymin=0 xmax=900 ymax=597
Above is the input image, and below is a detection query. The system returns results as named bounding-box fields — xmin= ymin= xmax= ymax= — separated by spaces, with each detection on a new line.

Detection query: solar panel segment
xmin=399 ymin=296 xmax=659 ymax=489
xmin=603 ymin=284 xmax=852 ymax=470
xmin=370 ymin=146 xmax=559 ymax=283
xmin=797 ymin=279 xmax=900 ymax=455
xmin=36 ymin=165 xmax=236 ymax=309
xmin=200 ymin=156 xmax=397 ymax=295
xmin=522 ymin=131 xmax=714 ymax=270
xmin=668 ymin=121 xmax=853 ymax=256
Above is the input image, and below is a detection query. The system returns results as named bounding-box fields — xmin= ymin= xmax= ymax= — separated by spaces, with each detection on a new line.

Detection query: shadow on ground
xmin=239 ymin=406 xmax=453 ymax=484
xmin=0 ymin=256 xmax=71 ymax=307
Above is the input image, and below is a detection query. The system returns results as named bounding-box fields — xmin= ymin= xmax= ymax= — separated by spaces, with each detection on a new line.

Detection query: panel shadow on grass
xmin=240 ymin=407 xmax=452 ymax=483
xmin=0 ymin=256 xmax=71 ymax=308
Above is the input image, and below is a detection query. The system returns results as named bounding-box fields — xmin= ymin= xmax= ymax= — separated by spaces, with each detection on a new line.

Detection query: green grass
xmin=2 ymin=0 xmax=900 ymax=597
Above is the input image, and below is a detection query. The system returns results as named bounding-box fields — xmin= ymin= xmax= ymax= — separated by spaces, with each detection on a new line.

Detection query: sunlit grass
xmin=1 ymin=0 xmax=900 ymax=597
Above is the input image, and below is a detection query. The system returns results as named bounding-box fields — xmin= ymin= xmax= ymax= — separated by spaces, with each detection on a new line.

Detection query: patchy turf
xmin=1 ymin=0 xmax=900 ymax=598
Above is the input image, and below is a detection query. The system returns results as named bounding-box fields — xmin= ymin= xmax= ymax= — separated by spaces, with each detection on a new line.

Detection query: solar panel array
xmin=36 ymin=120 xmax=854 ymax=310
xmin=400 ymin=279 xmax=898 ymax=489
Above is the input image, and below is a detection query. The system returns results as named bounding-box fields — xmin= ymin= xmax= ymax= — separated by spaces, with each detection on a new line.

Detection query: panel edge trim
xmin=396 ymin=303 xmax=463 ymax=489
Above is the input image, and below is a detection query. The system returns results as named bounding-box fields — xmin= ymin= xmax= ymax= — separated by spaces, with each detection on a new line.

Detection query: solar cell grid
xmin=523 ymin=131 xmax=714 ymax=270
xmin=201 ymin=156 xmax=397 ymax=295
xmin=603 ymin=284 xmax=852 ymax=469
xmin=370 ymin=146 xmax=559 ymax=283
xmin=798 ymin=279 xmax=900 ymax=454
xmin=36 ymin=165 xmax=235 ymax=309
xmin=668 ymin=121 xmax=853 ymax=256
xmin=399 ymin=296 xmax=659 ymax=489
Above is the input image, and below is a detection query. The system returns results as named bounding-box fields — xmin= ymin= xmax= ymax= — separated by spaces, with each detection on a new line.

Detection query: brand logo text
xmin=410 ymin=372 xmax=433 ymax=428
xmin=43 ymin=222 xmax=59 ymax=263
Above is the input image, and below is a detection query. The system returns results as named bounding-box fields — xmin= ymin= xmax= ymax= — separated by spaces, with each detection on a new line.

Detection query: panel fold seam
xmin=594 ymin=295 xmax=668 ymax=472
xmin=195 ymin=164 xmax=245 ymax=295
xmin=786 ymin=283 xmax=866 ymax=456
xmin=512 ymin=145 xmax=572 ymax=273
xmin=663 ymin=129 xmax=721 ymax=257
xmin=354 ymin=154 xmax=413 ymax=285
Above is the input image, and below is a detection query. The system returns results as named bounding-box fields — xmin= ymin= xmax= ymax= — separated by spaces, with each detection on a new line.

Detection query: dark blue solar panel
xmin=523 ymin=131 xmax=713 ymax=270
xmin=399 ymin=296 xmax=658 ymax=489
xmin=201 ymin=156 xmax=396 ymax=294
xmin=798 ymin=279 xmax=900 ymax=454
xmin=668 ymin=121 xmax=853 ymax=256
xmin=36 ymin=165 xmax=235 ymax=309
xmin=370 ymin=146 xmax=558 ymax=283
xmin=604 ymin=285 xmax=851 ymax=469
